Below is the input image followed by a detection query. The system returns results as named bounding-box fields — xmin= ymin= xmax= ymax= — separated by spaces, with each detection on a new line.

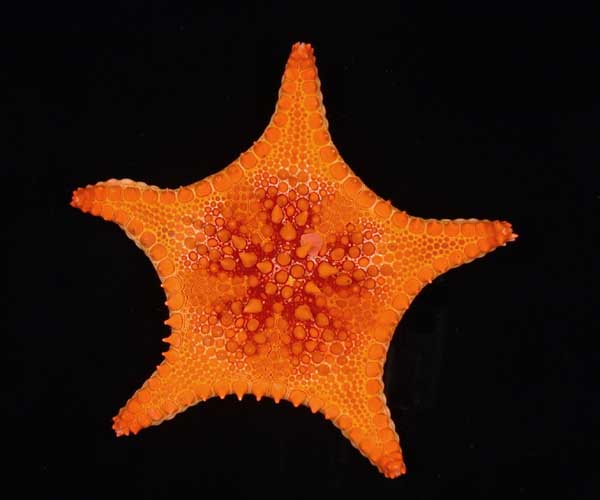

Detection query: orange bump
xmin=427 ymin=220 xmax=443 ymax=236
xmin=232 ymin=380 xmax=248 ymax=401
xmin=142 ymin=189 xmax=158 ymax=204
xmin=150 ymin=243 xmax=167 ymax=261
xmin=304 ymin=95 xmax=320 ymax=111
xmin=368 ymin=344 xmax=386 ymax=360
xmin=379 ymin=428 xmax=396 ymax=442
xmin=301 ymin=67 xmax=316 ymax=80
xmin=308 ymin=113 xmax=323 ymax=129
xmin=317 ymin=262 xmax=338 ymax=278
xmin=374 ymin=200 xmax=392 ymax=219
xmin=226 ymin=162 xmax=244 ymax=182
xmin=194 ymin=383 xmax=212 ymax=401
xmin=461 ymin=221 xmax=477 ymax=237
xmin=231 ymin=234 xmax=247 ymax=250
xmin=433 ymin=256 xmax=449 ymax=273
xmin=444 ymin=221 xmax=460 ymax=236
xmin=295 ymin=243 xmax=310 ymax=259
xmin=373 ymin=325 xmax=391 ymax=342
xmin=379 ymin=309 xmax=399 ymax=325
xmin=194 ymin=180 xmax=212 ymax=197
xmin=162 ymin=400 xmax=177 ymax=415
xmin=220 ymin=258 xmax=236 ymax=271
xmin=100 ymin=205 xmax=114 ymax=221
xmin=178 ymin=390 xmax=195 ymax=406
xmin=166 ymin=292 xmax=184 ymax=310
xmin=476 ymin=221 xmax=489 ymax=237
xmin=367 ymin=397 xmax=383 ymax=413
xmin=366 ymin=379 xmax=382 ymax=395
xmin=239 ymin=252 xmax=258 ymax=268
xmin=464 ymin=243 xmax=479 ymax=259
xmin=252 ymin=380 xmax=269 ymax=401
xmin=308 ymin=396 xmax=324 ymax=413
xmin=290 ymin=264 xmax=305 ymax=278
xmin=403 ymin=277 xmax=421 ymax=296
xmin=293 ymin=325 xmax=306 ymax=340
xmin=240 ymin=151 xmax=258 ymax=169
xmin=392 ymin=211 xmax=408 ymax=229
xmin=302 ymin=80 xmax=317 ymax=93
xmin=114 ymin=209 xmax=129 ymax=225
xmin=127 ymin=219 xmax=143 ymax=236
xmin=157 ymin=258 xmax=175 ymax=277
xmin=330 ymin=161 xmax=348 ymax=180
xmin=162 ymin=276 xmax=181 ymax=293
xmin=273 ymin=112 xmax=288 ymax=127
xmin=214 ymin=381 xmax=229 ymax=399
xmin=107 ymin=185 xmax=122 ymax=201
xmin=366 ymin=361 xmax=382 ymax=377
xmin=124 ymin=186 xmax=141 ymax=201
xmin=330 ymin=247 xmax=345 ymax=261
xmin=279 ymin=222 xmax=297 ymax=241
xmin=417 ymin=265 xmax=434 ymax=284
xmin=315 ymin=312 xmax=329 ymax=327
xmin=254 ymin=141 xmax=271 ymax=158
xmin=265 ymin=126 xmax=281 ymax=143
xmin=243 ymin=298 xmax=263 ymax=314
xmin=284 ymin=67 xmax=299 ymax=81
xmin=342 ymin=176 xmax=362 ymax=198
xmin=408 ymin=218 xmax=425 ymax=234
xmin=304 ymin=280 xmax=322 ymax=295
xmin=295 ymin=304 xmax=313 ymax=321
xmin=289 ymin=389 xmax=306 ymax=407
xmin=164 ymin=313 xmax=183 ymax=329
xmin=213 ymin=173 xmax=232 ymax=192
xmin=159 ymin=190 xmax=176 ymax=204
xmin=392 ymin=293 xmax=410 ymax=311
xmin=282 ymin=80 xmax=295 ymax=93
xmin=324 ymin=404 xmax=340 ymax=420
xmin=477 ymin=237 xmax=492 ymax=252
xmin=278 ymin=95 xmax=293 ymax=110
xmin=295 ymin=210 xmax=308 ymax=226
xmin=177 ymin=187 xmax=194 ymax=203
xmin=357 ymin=189 xmax=377 ymax=209
xmin=319 ymin=145 xmax=338 ymax=163
xmin=163 ymin=333 xmax=181 ymax=347
xmin=271 ymin=204 xmax=284 ymax=224
xmin=256 ymin=260 xmax=273 ymax=274
xmin=335 ymin=274 xmax=352 ymax=286
xmin=449 ymin=250 xmax=464 ymax=266
xmin=147 ymin=407 xmax=163 ymax=422
xmin=338 ymin=415 xmax=353 ymax=430
xmin=374 ymin=413 xmax=388 ymax=429
xmin=271 ymin=382 xmax=286 ymax=403
xmin=312 ymin=129 xmax=329 ymax=146
xmin=359 ymin=437 xmax=377 ymax=454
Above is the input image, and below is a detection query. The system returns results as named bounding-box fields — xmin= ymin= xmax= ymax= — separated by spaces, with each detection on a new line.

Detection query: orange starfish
xmin=71 ymin=42 xmax=516 ymax=478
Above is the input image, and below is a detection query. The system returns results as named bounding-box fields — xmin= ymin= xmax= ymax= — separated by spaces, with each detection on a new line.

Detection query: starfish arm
xmin=71 ymin=179 xmax=196 ymax=284
xmin=381 ymin=214 xmax=517 ymax=315
xmin=294 ymin=341 xmax=407 ymax=478
xmin=226 ymin=42 xmax=339 ymax=182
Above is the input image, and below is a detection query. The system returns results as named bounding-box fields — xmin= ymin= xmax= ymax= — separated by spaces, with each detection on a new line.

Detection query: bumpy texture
xmin=71 ymin=42 xmax=516 ymax=478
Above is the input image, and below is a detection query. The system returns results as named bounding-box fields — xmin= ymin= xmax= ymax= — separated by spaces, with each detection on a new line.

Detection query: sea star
xmin=71 ymin=42 xmax=516 ymax=478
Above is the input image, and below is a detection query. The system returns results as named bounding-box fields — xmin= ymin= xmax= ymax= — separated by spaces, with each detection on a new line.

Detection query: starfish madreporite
xmin=71 ymin=42 xmax=516 ymax=478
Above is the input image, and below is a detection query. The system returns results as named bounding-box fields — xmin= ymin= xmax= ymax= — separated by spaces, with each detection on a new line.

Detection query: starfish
xmin=71 ymin=42 xmax=516 ymax=478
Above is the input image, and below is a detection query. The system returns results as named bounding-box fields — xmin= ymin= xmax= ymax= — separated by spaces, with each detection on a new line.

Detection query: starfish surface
xmin=71 ymin=42 xmax=516 ymax=478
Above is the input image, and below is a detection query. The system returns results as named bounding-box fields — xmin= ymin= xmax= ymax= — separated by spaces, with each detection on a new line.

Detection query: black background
xmin=7 ymin=4 xmax=597 ymax=499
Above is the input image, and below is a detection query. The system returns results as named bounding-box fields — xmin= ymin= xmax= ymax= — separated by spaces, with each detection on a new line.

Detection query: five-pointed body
xmin=71 ymin=43 xmax=516 ymax=478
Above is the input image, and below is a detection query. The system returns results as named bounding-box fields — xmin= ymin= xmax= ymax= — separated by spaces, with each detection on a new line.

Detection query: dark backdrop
xmin=6 ymin=4 xmax=597 ymax=499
